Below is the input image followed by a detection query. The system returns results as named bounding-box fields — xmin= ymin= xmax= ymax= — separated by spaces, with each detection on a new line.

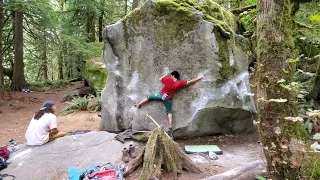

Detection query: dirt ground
xmin=0 ymin=83 xmax=265 ymax=179
xmin=0 ymin=82 xmax=100 ymax=147
xmin=125 ymin=133 xmax=265 ymax=180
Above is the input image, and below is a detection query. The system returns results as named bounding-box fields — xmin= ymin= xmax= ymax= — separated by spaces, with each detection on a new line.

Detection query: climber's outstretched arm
xmin=186 ymin=76 xmax=204 ymax=86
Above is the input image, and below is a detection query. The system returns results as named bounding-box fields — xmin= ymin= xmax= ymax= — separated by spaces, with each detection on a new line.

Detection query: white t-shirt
xmin=25 ymin=113 xmax=57 ymax=145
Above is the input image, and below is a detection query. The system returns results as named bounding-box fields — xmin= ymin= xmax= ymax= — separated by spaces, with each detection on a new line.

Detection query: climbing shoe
xmin=168 ymin=127 xmax=173 ymax=137
xmin=122 ymin=148 xmax=130 ymax=163
xmin=129 ymin=144 xmax=136 ymax=158
xmin=135 ymin=104 xmax=141 ymax=108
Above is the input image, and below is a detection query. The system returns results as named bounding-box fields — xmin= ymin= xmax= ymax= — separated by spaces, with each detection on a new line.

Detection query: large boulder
xmin=100 ymin=0 xmax=257 ymax=139
xmin=1 ymin=132 xmax=125 ymax=180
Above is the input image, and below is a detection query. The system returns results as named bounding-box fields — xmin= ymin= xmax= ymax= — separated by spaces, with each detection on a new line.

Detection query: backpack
xmin=0 ymin=157 xmax=7 ymax=171
xmin=0 ymin=147 xmax=10 ymax=160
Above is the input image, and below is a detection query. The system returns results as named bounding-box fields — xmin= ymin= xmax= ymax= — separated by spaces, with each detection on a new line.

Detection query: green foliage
xmin=244 ymin=0 xmax=256 ymax=6
xmin=88 ymin=95 xmax=102 ymax=112
xmin=293 ymin=1 xmax=320 ymax=67
xmin=1 ymin=0 xmax=126 ymax=85
xmin=310 ymin=14 xmax=320 ymax=22
xmin=61 ymin=96 xmax=90 ymax=115
xmin=240 ymin=8 xmax=256 ymax=34
xmin=302 ymin=152 xmax=320 ymax=179
xmin=303 ymin=119 xmax=313 ymax=134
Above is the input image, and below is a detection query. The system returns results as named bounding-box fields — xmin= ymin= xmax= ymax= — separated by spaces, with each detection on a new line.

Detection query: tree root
xmin=123 ymin=127 xmax=202 ymax=180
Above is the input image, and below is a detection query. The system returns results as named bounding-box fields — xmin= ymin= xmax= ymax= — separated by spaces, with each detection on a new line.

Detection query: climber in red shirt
xmin=136 ymin=71 xmax=203 ymax=136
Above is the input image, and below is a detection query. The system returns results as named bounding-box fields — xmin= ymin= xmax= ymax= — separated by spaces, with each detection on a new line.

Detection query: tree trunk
xmin=11 ymin=10 xmax=25 ymax=91
xmin=0 ymin=0 xmax=4 ymax=95
xmin=124 ymin=0 xmax=128 ymax=15
xmin=132 ymin=0 xmax=139 ymax=10
xmin=42 ymin=35 xmax=48 ymax=80
xmin=311 ymin=57 xmax=320 ymax=103
xmin=86 ymin=10 xmax=95 ymax=42
xmin=98 ymin=11 xmax=104 ymax=42
xmin=36 ymin=65 xmax=43 ymax=81
xmin=98 ymin=0 xmax=105 ymax=42
xmin=257 ymin=0 xmax=309 ymax=179
xmin=58 ymin=47 xmax=63 ymax=80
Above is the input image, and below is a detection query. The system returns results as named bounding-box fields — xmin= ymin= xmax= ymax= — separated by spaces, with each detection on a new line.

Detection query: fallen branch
xmin=44 ymin=92 xmax=56 ymax=94
xmin=202 ymin=160 xmax=267 ymax=180
xmin=124 ymin=146 xmax=145 ymax=177
xmin=231 ymin=5 xmax=256 ymax=14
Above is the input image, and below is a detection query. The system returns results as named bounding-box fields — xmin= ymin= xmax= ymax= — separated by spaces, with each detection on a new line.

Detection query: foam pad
xmin=184 ymin=145 xmax=223 ymax=155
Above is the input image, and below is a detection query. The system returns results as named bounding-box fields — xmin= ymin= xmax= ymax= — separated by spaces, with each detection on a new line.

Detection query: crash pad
xmin=184 ymin=145 xmax=223 ymax=155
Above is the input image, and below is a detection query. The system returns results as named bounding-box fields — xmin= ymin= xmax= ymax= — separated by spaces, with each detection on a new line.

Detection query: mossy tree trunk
xmin=257 ymin=0 xmax=309 ymax=179
xmin=311 ymin=57 xmax=320 ymax=103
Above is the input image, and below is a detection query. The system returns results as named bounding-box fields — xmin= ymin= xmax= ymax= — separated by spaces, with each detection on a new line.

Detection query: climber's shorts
xmin=147 ymin=92 xmax=172 ymax=114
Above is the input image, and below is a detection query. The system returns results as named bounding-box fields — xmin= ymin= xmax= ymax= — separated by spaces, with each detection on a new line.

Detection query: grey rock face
xmin=2 ymin=132 xmax=125 ymax=180
xmin=100 ymin=0 xmax=256 ymax=139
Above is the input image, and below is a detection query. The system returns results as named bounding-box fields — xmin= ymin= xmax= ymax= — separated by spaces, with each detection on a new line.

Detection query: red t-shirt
xmin=160 ymin=77 xmax=187 ymax=99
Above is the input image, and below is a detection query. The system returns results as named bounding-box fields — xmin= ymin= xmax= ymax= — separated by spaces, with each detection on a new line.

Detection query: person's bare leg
xmin=168 ymin=113 xmax=173 ymax=128
xmin=137 ymin=98 xmax=148 ymax=108
xmin=168 ymin=113 xmax=173 ymax=137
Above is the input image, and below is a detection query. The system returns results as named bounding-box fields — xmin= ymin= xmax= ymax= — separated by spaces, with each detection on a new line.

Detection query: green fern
xmin=88 ymin=95 xmax=101 ymax=112
xmin=303 ymin=119 xmax=313 ymax=134
xmin=61 ymin=96 xmax=90 ymax=115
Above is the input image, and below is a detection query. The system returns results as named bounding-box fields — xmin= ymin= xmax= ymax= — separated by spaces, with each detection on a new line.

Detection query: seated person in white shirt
xmin=25 ymin=101 xmax=66 ymax=145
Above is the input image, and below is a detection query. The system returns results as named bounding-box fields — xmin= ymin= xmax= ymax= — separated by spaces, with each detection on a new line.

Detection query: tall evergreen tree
xmin=0 ymin=0 xmax=4 ymax=95
xmin=11 ymin=7 xmax=25 ymax=90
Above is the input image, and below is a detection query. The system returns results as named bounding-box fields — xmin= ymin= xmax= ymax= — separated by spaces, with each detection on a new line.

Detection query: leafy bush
xmin=61 ymin=96 xmax=90 ymax=115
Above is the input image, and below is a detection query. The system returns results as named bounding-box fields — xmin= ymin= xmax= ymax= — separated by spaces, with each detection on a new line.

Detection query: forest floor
xmin=0 ymin=82 xmax=100 ymax=147
xmin=0 ymin=83 xmax=265 ymax=179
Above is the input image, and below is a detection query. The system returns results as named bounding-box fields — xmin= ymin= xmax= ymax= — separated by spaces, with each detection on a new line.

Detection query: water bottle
xmin=9 ymin=139 xmax=19 ymax=152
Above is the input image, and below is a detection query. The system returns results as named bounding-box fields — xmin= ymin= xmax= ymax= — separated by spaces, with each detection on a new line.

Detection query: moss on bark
xmin=302 ymin=151 xmax=320 ymax=179
xmin=256 ymin=0 xmax=317 ymax=179
xmin=283 ymin=118 xmax=308 ymax=141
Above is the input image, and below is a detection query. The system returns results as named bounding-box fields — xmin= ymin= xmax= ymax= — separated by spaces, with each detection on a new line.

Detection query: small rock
xmin=310 ymin=142 xmax=320 ymax=151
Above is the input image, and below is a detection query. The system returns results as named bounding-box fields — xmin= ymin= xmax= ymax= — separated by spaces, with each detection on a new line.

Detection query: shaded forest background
xmin=0 ymin=0 xmax=318 ymax=94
